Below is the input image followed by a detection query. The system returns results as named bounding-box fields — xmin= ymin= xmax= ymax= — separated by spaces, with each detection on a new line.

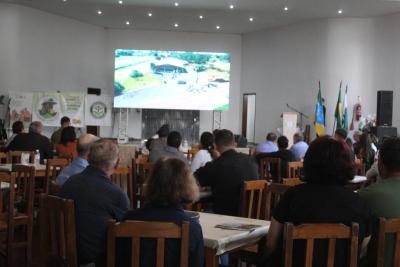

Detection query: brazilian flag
xmin=314 ymin=86 xmax=325 ymax=136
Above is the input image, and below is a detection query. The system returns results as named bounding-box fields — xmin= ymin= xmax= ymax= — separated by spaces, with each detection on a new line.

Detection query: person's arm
xmin=266 ymin=217 xmax=284 ymax=256
xmin=188 ymin=222 xmax=204 ymax=267
xmin=114 ymin=192 xmax=130 ymax=221
xmin=194 ymin=161 xmax=214 ymax=187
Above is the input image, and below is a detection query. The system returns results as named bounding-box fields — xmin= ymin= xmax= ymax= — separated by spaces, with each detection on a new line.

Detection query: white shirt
xmin=191 ymin=149 xmax=212 ymax=173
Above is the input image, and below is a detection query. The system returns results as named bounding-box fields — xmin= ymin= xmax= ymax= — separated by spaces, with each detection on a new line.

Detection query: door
xmin=242 ymin=94 xmax=256 ymax=143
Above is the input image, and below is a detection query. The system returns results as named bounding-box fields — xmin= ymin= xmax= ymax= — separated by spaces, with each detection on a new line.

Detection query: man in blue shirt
xmin=56 ymin=133 xmax=99 ymax=186
xmin=149 ymin=131 xmax=188 ymax=164
xmin=290 ymin=132 xmax=309 ymax=161
xmin=256 ymin=132 xmax=278 ymax=154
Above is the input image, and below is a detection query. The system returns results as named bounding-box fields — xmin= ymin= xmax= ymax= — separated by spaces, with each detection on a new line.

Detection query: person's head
xmin=60 ymin=126 xmax=76 ymax=145
xmin=157 ymin=124 xmax=170 ymax=138
xmin=88 ymin=139 xmax=119 ymax=175
xmin=60 ymin=116 xmax=71 ymax=128
xmin=334 ymin=128 xmax=348 ymax=142
xmin=293 ymin=132 xmax=304 ymax=144
xmin=167 ymin=131 xmax=182 ymax=149
xmin=353 ymin=131 xmax=361 ymax=143
xmin=266 ymin=132 xmax=277 ymax=143
xmin=214 ymin=129 xmax=235 ymax=153
xmin=303 ymin=136 xmax=354 ymax=185
xmin=378 ymin=137 xmax=400 ymax=178
xmin=77 ymin=134 xmax=99 ymax=159
xmin=145 ymin=158 xmax=199 ymax=206
xmin=200 ymin=132 xmax=214 ymax=153
xmin=277 ymin=136 xmax=289 ymax=150
xmin=12 ymin=121 xmax=24 ymax=134
xmin=29 ymin=121 xmax=43 ymax=134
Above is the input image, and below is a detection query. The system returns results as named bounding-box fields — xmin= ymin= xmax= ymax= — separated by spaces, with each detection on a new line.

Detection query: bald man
xmin=56 ymin=134 xmax=99 ymax=186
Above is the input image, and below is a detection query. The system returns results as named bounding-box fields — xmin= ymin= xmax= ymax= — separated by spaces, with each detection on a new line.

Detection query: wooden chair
xmin=0 ymin=152 xmax=7 ymax=164
xmin=287 ymin=161 xmax=303 ymax=178
xmin=0 ymin=169 xmax=35 ymax=266
xmin=283 ymin=223 xmax=359 ymax=267
xmin=7 ymin=151 xmax=34 ymax=164
xmin=107 ymin=220 xmax=190 ymax=267
xmin=187 ymin=147 xmax=200 ymax=161
xmin=240 ymin=180 xmax=267 ymax=219
xmin=376 ymin=217 xmax=400 ymax=267
xmin=282 ymin=178 xmax=304 ymax=186
xmin=43 ymin=158 xmax=70 ymax=195
xmin=265 ymin=183 xmax=292 ymax=220
xmin=57 ymin=153 xmax=74 ymax=163
xmin=111 ymin=166 xmax=134 ymax=208
xmin=39 ymin=194 xmax=77 ymax=267
xmin=131 ymin=158 xmax=153 ymax=208
xmin=259 ymin=157 xmax=281 ymax=182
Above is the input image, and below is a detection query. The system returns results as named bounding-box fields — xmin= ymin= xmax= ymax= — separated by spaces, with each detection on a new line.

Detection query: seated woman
xmin=121 ymin=158 xmax=204 ymax=267
xmin=191 ymin=131 xmax=214 ymax=172
xmin=55 ymin=126 xmax=77 ymax=158
xmin=264 ymin=136 xmax=372 ymax=266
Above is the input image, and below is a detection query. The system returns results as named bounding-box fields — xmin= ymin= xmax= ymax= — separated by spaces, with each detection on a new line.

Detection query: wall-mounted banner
xmin=60 ymin=93 xmax=85 ymax=127
xmin=9 ymin=92 xmax=33 ymax=128
xmin=85 ymin=95 xmax=113 ymax=126
xmin=32 ymin=92 xmax=61 ymax=127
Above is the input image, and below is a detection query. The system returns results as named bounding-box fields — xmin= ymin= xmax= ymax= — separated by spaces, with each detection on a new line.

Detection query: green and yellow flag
xmin=314 ymin=82 xmax=325 ymax=136
xmin=335 ymin=82 xmax=343 ymax=129
xmin=343 ymin=85 xmax=349 ymax=130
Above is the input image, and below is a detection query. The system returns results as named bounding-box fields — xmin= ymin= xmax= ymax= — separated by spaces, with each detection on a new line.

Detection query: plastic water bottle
xmin=34 ymin=150 xmax=40 ymax=165
xmin=183 ymin=139 xmax=189 ymax=153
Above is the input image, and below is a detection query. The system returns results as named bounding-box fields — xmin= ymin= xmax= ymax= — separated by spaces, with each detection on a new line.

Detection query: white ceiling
xmin=2 ymin=0 xmax=400 ymax=33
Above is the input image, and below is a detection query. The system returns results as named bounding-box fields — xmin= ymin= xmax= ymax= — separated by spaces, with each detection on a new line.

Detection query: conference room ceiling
xmin=2 ymin=0 xmax=400 ymax=33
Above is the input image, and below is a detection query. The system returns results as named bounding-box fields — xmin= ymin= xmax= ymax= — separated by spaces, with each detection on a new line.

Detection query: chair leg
xmin=27 ymin=223 xmax=33 ymax=265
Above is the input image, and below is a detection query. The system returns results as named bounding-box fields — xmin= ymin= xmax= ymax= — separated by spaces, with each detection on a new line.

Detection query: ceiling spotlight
xmin=62 ymin=0 xmax=67 ymax=2
xmin=216 ymin=25 xmax=221 ymax=30
xmin=229 ymin=4 xmax=234 ymax=9
xmin=284 ymin=6 xmax=289 ymax=11
xmin=148 ymin=12 xmax=153 ymax=17
xmin=126 ymin=21 xmax=130 ymax=25
xmin=118 ymin=0 xmax=123 ymax=4
xmin=338 ymin=9 xmax=343 ymax=14
xmin=249 ymin=17 xmax=254 ymax=22
xmin=199 ymin=15 xmax=204 ymax=19
xmin=97 ymin=10 xmax=102 ymax=15
xmin=174 ymin=23 xmax=179 ymax=28
xmin=174 ymin=2 xmax=179 ymax=7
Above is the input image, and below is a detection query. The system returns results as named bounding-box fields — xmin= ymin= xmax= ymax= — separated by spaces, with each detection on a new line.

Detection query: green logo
xmin=90 ymin=101 xmax=107 ymax=119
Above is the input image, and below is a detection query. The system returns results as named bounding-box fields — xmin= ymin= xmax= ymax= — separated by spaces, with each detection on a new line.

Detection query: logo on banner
xmin=37 ymin=97 xmax=58 ymax=121
xmin=90 ymin=101 xmax=107 ymax=119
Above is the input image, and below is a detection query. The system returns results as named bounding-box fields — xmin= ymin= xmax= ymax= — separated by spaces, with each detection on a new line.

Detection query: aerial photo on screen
xmin=114 ymin=49 xmax=230 ymax=110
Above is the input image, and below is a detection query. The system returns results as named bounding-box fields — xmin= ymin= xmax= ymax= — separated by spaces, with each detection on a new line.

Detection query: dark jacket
xmin=195 ymin=149 xmax=259 ymax=216
xmin=7 ymin=132 xmax=53 ymax=162
xmin=256 ymin=149 xmax=294 ymax=177
xmin=59 ymin=166 xmax=129 ymax=266
xmin=119 ymin=204 xmax=204 ymax=267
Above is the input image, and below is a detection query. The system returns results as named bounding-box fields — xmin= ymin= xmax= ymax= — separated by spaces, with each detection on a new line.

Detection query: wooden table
xmin=199 ymin=212 xmax=270 ymax=267
xmin=0 ymin=163 xmax=47 ymax=176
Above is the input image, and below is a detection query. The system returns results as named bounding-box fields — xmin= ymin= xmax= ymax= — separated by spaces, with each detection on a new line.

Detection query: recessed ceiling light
xmin=97 ymin=10 xmax=102 ymax=15
xmin=229 ymin=4 xmax=234 ymax=9
xmin=199 ymin=15 xmax=204 ymax=19
xmin=118 ymin=0 xmax=123 ymax=4
xmin=216 ymin=25 xmax=221 ymax=30
xmin=174 ymin=23 xmax=179 ymax=28
xmin=284 ymin=6 xmax=289 ymax=11
xmin=62 ymin=0 xmax=67 ymax=2
xmin=148 ymin=12 xmax=153 ymax=17
xmin=338 ymin=9 xmax=343 ymax=14
xmin=174 ymin=2 xmax=179 ymax=7
xmin=249 ymin=17 xmax=254 ymax=22
xmin=126 ymin=21 xmax=130 ymax=25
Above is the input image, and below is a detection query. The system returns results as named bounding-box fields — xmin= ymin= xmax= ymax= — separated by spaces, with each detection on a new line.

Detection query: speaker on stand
xmin=372 ymin=90 xmax=397 ymax=138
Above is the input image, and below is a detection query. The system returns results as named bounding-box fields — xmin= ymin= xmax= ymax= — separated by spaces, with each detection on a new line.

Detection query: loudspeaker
xmin=371 ymin=126 xmax=397 ymax=138
xmin=377 ymin=90 xmax=393 ymax=126
xmin=87 ymin=87 xmax=101 ymax=95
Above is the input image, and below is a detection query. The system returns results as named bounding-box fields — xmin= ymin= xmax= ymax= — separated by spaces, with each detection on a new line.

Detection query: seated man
xmin=256 ymin=135 xmax=293 ymax=177
xmin=256 ymin=132 xmax=278 ymax=154
xmin=59 ymin=139 xmax=129 ymax=266
xmin=149 ymin=124 xmax=169 ymax=152
xmin=359 ymin=137 xmax=400 ymax=266
xmin=149 ymin=131 xmax=188 ymax=164
xmin=7 ymin=121 xmax=53 ymax=162
xmin=51 ymin=116 xmax=70 ymax=145
xmin=290 ymin=132 xmax=309 ymax=161
xmin=56 ymin=133 xmax=99 ymax=186
xmin=195 ymin=129 xmax=259 ymax=216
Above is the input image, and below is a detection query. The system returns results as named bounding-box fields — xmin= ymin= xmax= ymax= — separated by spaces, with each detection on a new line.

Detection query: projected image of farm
xmin=114 ymin=49 xmax=230 ymax=110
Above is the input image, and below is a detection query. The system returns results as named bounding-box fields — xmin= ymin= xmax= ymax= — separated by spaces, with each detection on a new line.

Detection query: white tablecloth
xmin=199 ymin=212 xmax=270 ymax=255
xmin=348 ymin=175 xmax=367 ymax=184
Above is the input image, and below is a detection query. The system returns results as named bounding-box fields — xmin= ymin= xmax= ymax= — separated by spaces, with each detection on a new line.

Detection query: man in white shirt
xmin=256 ymin=132 xmax=278 ymax=154
xmin=290 ymin=132 xmax=309 ymax=161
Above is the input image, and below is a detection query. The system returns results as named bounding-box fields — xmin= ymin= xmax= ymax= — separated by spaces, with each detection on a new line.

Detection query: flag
xmin=343 ymin=85 xmax=349 ymax=130
xmin=335 ymin=82 xmax=343 ymax=129
xmin=314 ymin=82 xmax=325 ymax=136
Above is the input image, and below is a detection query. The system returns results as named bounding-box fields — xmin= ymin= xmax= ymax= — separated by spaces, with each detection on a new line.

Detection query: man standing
xmin=256 ymin=132 xmax=278 ymax=154
xmin=56 ymin=133 xmax=99 ymax=186
xmin=8 ymin=121 xmax=53 ymax=162
xmin=290 ymin=132 xmax=309 ymax=161
xmin=359 ymin=137 xmax=400 ymax=266
xmin=149 ymin=131 xmax=188 ymax=164
xmin=59 ymin=139 xmax=129 ymax=266
xmin=51 ymin=116 xmax=70 ymax=145
xmin=195 ymin=129 xmax=259 ymax=216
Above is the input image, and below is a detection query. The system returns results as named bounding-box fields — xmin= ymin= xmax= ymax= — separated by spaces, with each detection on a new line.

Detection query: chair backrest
xmin=111 ymin=166 xmax=134 ymax=208
xmin=240 ymin=180 xmax=267 ymax=219
xmin=282 ymin=178 xmax=304 ymax=186
xmin=264 ymin=183 xmax=292 ymax=220
xmin=287 ymin=161 xmax=304 ymax=178
xmin=377 ymin=217 xmax=400 ymax=267
xmin=107 ymin=220 xmax=190 ymax=267
xmin=187 ymin=147 xmax=199 ymax=161
xmin=259 ymin=157 xmax=281 ymax=181
xmin=39 ymin=194 xmax=77 ymax=267
xmin=7 ymin=151 xmax=34 ymax=164
xmin=57 ymin=153 xmax=74 ymax=163
xmin=283 ymin=223 xmax=359 ymax=267
xmin=0 ymin=152 xmax=7 ymax=163
xmin=13 ymin=164 xmax=36 ymax=218
xmin=44 ymin=158 xmax=70 ymax=194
